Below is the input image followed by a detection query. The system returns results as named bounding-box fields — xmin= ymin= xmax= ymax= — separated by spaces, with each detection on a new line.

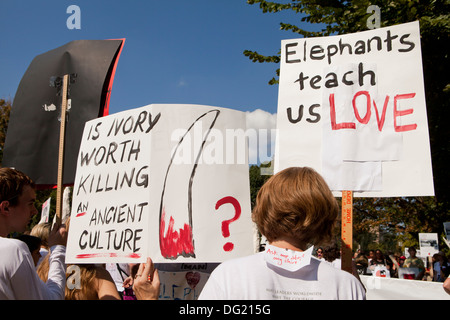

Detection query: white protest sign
xmin=66 ymin=104 xmax=253 ymax=264
xmin=397 ymin=267 xmax=419 ymax=280
xmin=360 ymin=275 xmax=450 ymax=300
xmin=158 ymin=270 xmax=211 ymax=300
xmin=372 ymin=265 xmax=390 ymax=278
xmin=155 ymin=262 xmax=218 ymax=300
xmin=419 ymin=233 xmax=439 ymax=257
xmin=275 ymin=21 xmax=434 ymax=197
xmin=444 ymin=222 xmax=450 ymax=242
xmin=39 ymin=197 xmax=51 ymax=224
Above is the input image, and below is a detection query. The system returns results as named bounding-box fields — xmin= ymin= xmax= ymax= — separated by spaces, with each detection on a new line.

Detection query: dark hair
xmin=323 ymin=241 xmax=341 ymax=262
xmin=0 ymin=167 xmax=35 ymax=206
xmin=17 ymin=234 xmax=41 ymax=253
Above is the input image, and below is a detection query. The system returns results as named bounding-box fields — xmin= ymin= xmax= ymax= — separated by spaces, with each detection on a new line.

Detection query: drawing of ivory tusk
xmin=159 ymin=109 xmax=220 ymax=259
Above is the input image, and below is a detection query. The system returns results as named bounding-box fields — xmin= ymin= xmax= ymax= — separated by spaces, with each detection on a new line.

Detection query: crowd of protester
xmin=314 ymin=245 xmax=449 ymax=283
xmin=1 ymin=167 xmax=449 ymax=300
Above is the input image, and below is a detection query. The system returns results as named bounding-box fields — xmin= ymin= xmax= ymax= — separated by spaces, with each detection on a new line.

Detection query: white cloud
xmin=245 ymin=109 xmax=277 ymax=165
xmin=245 ymin=109 xmax=276 ymax=131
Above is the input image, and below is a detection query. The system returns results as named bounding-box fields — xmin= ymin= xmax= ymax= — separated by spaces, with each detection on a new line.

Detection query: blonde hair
xmin=36 ymin=254 xmax=49 ymax=282
xmin=65 ymin=264 xmax=99 ymax=300
xmin=38 ymin=259 xmax=110 ymax=300
xmin=30 ymin=222 xmax=51 ymax=248
xmin=252 ymin=167 xmax=339 ymax=247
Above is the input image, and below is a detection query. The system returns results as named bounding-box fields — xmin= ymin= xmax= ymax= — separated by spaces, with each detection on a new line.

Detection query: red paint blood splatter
xmin=159 ymin=207 xmax=195 ymax=258
xmin=76 ymin=252 xmax=140 ymax=259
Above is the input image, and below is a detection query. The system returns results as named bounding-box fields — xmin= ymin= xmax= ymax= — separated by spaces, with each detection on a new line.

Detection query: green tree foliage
xmin=0 ymin=99 xmax=11 ymax=165
xmin=245 ymin=0 xmax=450 ymax=253
xmin=249 ymin=163 xmax=272 ymax=209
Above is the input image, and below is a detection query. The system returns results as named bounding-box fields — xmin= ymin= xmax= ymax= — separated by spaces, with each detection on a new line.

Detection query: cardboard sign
xmin=419 ymin=233 xmax=439 ymax=257
xmin=39 ymin=197 xmax=51 ymax=224
xmin=361 ymin=275 xmax=450 ymax=300
xmin=398 ymin=267 xmax=419 ymax=280
xmin=274 ymin=21 xmax=434 ymax=197
xmin=66 ymin=104 xmax=253 ymax=263
xmin=444 ymin=222 xmax=450 ymax=242
xmin=3 ymin=39 xmax=124 ymax=186
xmin=372 ymin=265 xmax=390 ymax=278
xmin=158 ymin=270 xmax=210 ymax=300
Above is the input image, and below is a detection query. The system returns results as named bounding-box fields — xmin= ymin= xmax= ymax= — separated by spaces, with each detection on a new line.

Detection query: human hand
xmin=48 ymin=222 xmax=68 ymax=247
xmin=123 ymin=276 xmax=133 ymax=289
xmin=443 ymin=277 xmax=450 ymax=295
xmin=132 ymin=257 xmax=160 ymax=300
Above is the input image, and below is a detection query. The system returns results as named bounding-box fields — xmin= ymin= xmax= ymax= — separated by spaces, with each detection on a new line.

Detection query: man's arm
xmin=444 ymin=276 xmax=450 ymax=295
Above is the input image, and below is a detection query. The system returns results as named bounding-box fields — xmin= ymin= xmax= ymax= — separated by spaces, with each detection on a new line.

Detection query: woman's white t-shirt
xmin=199 ymin=252 xmax=365 ymax=300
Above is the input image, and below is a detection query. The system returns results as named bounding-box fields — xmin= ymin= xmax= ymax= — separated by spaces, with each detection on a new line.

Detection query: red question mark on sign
xmin=215 ymin=196 xmax=241 ymax=252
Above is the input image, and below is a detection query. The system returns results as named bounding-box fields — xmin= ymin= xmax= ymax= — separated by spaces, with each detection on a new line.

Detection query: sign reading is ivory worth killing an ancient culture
xmin=274 ymin=21 xmax=434 ymax=197
xmin=66 ymin=104 xmax=254 ymax=264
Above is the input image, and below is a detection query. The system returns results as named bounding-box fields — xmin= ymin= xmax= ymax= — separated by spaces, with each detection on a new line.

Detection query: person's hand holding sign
xmin=132 ymin=257 xmax=160 ymax=300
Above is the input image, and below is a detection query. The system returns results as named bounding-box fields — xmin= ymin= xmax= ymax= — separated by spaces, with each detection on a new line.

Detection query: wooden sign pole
xmin=55 ymin=74 xmax=69 ymax=225
xmin=341 ymin=190 xmax=353 ymax=274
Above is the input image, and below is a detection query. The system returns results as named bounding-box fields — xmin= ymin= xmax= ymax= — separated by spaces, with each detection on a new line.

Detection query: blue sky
xmin=0 ymin=0 xmax=310 ymax=116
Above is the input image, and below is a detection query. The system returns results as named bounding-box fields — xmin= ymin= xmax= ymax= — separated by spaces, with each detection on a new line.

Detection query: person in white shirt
xmin=0 ymin=167 xmax=67 ymax=300
xmin=199 ymin=167 xmax=366 ymax=300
